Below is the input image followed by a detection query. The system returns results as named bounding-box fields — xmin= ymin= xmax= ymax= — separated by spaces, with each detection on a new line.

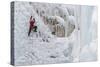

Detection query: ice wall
xmin=80 ymin=6 xmax=97 ymax=61
xmin=12 ymin=1 xmax=97 ymax=66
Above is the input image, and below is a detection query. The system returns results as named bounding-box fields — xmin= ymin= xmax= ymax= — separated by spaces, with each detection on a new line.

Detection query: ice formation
xmin=13 ymin=2 xmax=97 ymax=66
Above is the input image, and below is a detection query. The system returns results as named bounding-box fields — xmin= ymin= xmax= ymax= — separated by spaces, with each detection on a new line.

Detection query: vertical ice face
xmin=80 ymin=6 xmax=97 ymax=62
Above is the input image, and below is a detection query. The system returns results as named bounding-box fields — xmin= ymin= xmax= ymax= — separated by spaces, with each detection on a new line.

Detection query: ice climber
xmin=28 ymin=16 xmax=37 ymax=36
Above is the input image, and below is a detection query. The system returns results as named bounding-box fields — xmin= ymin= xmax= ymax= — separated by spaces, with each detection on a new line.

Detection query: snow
xmin=13 ymin=1 xmax=97 ymax=66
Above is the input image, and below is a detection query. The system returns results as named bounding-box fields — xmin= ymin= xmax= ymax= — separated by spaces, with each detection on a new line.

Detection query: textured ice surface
xmin=13 ymin=1 xmax=97 ymax=66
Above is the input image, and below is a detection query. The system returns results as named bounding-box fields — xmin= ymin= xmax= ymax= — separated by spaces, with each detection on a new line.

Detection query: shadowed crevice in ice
xmin=49 ymin=56 xmax=57 ymax=58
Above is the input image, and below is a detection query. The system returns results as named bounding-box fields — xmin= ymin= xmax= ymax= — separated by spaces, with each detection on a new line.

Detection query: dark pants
xmin=28 ymin=26 xmax=37 ymax=36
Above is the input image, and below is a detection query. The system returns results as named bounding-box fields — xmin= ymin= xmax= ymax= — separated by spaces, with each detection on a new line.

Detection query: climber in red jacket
xmin=28 ymin=16 xmax=37 ymax=36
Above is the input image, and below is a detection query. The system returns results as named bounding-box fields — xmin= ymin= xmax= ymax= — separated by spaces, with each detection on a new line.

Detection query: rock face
xmin=44 ymin=16 xmax=66 ymax=37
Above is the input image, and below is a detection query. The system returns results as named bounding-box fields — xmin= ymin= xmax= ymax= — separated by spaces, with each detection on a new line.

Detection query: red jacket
xmin=30 ymin=20 xmax=35 ymax=28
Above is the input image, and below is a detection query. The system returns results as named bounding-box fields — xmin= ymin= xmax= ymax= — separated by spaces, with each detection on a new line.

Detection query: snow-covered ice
xmin=12 ymin=1 xmax=97 ymax=66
